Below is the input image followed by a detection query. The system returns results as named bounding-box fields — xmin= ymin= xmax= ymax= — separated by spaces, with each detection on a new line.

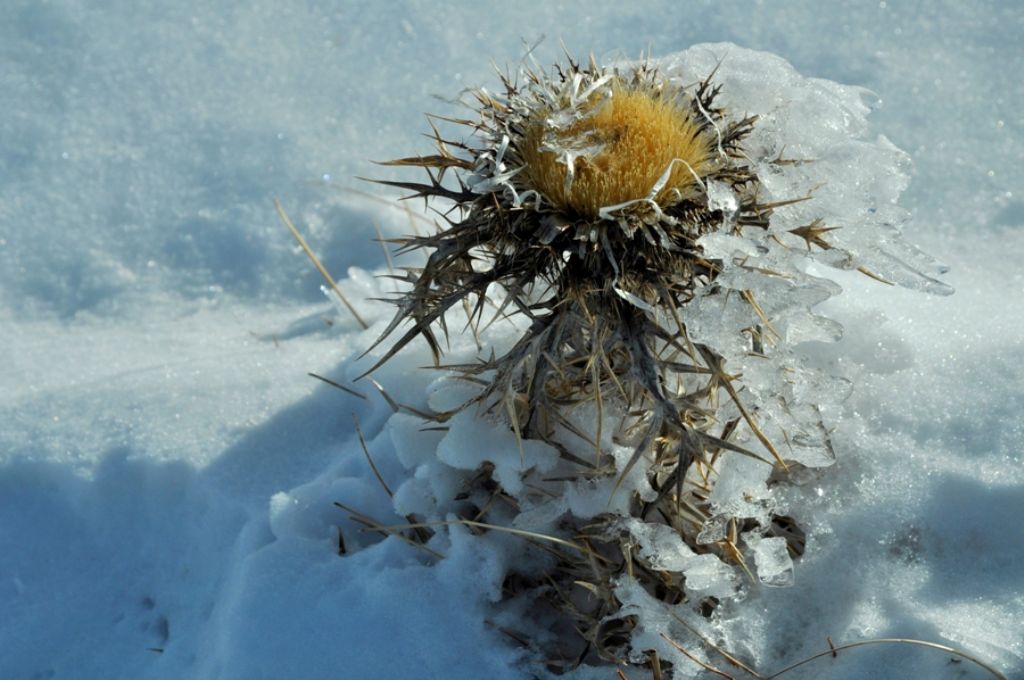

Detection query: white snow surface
xmin=1 ymin=2 xmax=1022 ymax=680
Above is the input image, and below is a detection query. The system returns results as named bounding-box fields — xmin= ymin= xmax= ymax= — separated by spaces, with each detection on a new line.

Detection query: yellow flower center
xmin=521 ymin=82 xmax=716 ymax=219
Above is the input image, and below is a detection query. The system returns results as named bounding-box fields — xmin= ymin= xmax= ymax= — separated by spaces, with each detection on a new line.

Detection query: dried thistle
xmin=368 ymin=55 xmax=782 ymax=489
xmin=360 ymin=47 xmax=952 ymax=674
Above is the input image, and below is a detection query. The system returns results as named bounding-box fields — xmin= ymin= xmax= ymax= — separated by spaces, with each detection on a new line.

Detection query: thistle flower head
xmin=459 ymin=56 xmax=759 ymax=254
xmin=371 ymin=56 xmax=763 ymax=411
xmin=519 ymin=77 xmax=718 ymax=217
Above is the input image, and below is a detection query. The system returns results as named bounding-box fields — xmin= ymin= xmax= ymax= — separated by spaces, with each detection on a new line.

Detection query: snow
xmin=2 ymin=2 xmax=1022 ymax=679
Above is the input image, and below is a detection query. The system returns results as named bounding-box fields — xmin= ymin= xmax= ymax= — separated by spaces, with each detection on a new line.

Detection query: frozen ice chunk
xmin=436 ymin=410 xmax=559 ymax=496
xmin=426 ymin=374 xmax=485 ymax=413
xmin=388 ymin=413 xmax=446 ymax=470
xmin=268 ymin=492 xmax=302 ymax=540
xmin=620 ymin=518 xmax=697 ymax=572
xmin=708 ymin=448 xmax=773 ymax=505
xmin=683 ymin=553 xmax=739 ymax=595
xmin=750 ymin=535 xmax=795 ymax=587
xmin=620 ymin=519 xmax=738 ymax=597
xmin=697 ymin=231 xmax=763 ymax=259
xmin=706 ymin=179 xmax=739 ymax=229
xmin=658 ymin=44 xmax=953 ymax=299
xmin=392 ymin=474 xmax=438 ymax=518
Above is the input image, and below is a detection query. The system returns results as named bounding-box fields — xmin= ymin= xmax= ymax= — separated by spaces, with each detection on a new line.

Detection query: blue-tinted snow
xmin=1 ymin=1 xmax=1021 ymax=679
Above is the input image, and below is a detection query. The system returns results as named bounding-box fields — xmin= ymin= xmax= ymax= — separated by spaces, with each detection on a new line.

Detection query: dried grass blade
xmin=332 ymin=501 xmax=445 ymax=559
xmin=591 ymin=359 xmax=605 ymax=465
xmin=353 ymin=414 xmax=392 ymax=497
xmin=274 ymin=198 xmax=368 ymax=330
xmin=765 ymin=637 xmax=1008 ymax=679
xmin=659 ymin=634 xmax=736 ymax=679
xmin=307 ymin=372 xmax=367 ymax=400
xmin=376 ymin=518 xmax=612 ymax=563
xmin=667 ymin=611 xmax=764 ymax=679
xmin=371 ymin=218 xmax=395 ymax=275
xmin=697 ymin=345 xmax=786 ymax=470
xmin=612 ymin=415 xmax=663 ymax=498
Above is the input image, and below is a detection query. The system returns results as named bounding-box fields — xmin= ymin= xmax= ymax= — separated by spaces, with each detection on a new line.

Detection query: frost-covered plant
xmin=364 ymin=45 xmax=951 ymax=676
